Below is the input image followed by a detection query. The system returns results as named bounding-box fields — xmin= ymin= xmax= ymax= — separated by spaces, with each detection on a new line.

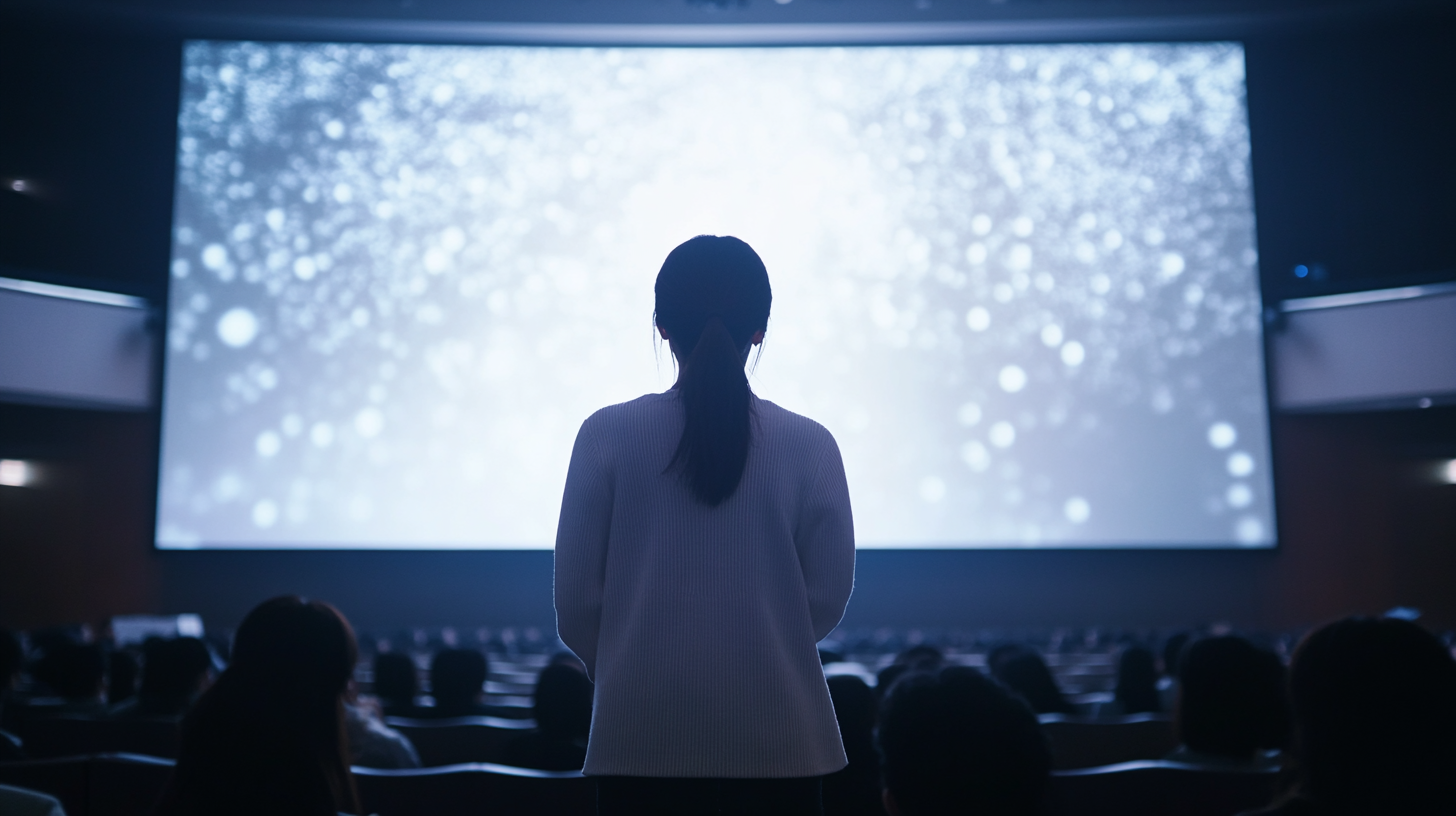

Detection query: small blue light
xmin=1294 ymin=264 xmax=1309 ymax=278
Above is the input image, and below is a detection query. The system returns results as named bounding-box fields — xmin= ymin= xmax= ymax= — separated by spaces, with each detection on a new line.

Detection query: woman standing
xmin=555 ymin=235 xmax=856 ymax=815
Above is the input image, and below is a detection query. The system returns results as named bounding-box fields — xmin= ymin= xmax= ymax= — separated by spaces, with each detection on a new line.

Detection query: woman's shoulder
xmin=753 ymin=398 xmax=838 ymax=450
xmin=580 ymin=392 xmax=677 ymax=428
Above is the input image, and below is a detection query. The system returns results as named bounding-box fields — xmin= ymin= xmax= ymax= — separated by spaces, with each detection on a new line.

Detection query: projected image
xmin=158 ymin=41 xmax=1274 ymax=548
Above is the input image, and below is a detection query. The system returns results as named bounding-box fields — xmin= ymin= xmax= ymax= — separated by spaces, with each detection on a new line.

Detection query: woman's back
xmin=555 ymin=390 xmax=854 ymax=778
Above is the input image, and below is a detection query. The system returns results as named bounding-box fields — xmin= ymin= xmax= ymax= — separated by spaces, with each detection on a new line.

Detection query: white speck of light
xmin=255 ymin=431 xmax=281 ymax=458
xmin=1236 ymin=517 xmax=1265 ymax=545
xmin=265 ymin=208 xmax=285 ymax=231
xmin=1208 ymin=422 xmax=1238 ymax=449
xmin=992 ymin=283 xmax=1014 ymax=303
xmin=0 ymin=459 xmax=31 ymax=487
xmin=966 ymin=307 xmax=991 ymax=332
xmin=1064 ymin=496 xmax=1091 ymax=523
xmin=1227 ymin=483 xmax=1253 ymax=508
xmin=999 ymin=365 xmax=1028 ymax=393
xmin=1228 ymin=451 xmax=1256 ymax=477
xmin=324 ymin=120 xmax=345 ymax=139
xmin=1090 ymin=274 xmax=1111 ymax=295
xmin=333 ymin=183 xmax=353 ymax=203
xmin=442 ymin=226 xmax=467 ymax=253
xmin=961 ymin=441 xmax=991 ymax=471
xmin=281 ymin=414 xmax=303 ymax=437
xmin=971 ymin=214 xmax=993 ymax=235
xmin=1061 ymin=341 xmax=1086 ymax=366
xmin=310 ymin=422 xmax=334 ymax=448
xmin=957 ymin=402 xmax=983 ymax=426
xmin=989 ymin=421 xmax=1016 ymax=448
xmin=252 ymin=500 xmax=278 ymax=529
xmin=1442 ymin=459 xmax=1456 ymax=484
xmin=216 ymin=308 xmax=259 ymax=348
xmin=293 ymin=256 xmax=317 ymax=280
xmin=355 ymin=407 xmax=385 ymax=438
xmin=1012 ymin=216 xmax=1034 ymax=237
xmin=1041 ymin=324 xmax=1064 ymax=347
xmin=1007 ymin=244 xmax=1033 ymax=270
xmin=1103 ymin=230 xmax=1124 ymax=250
xmin=919 ymin=476 xmax=946 ymax=503
xmin=201 ymin=244 xmax=228 ymax=271
xmin=1161 ymin=252 xmax=1186 ymax=278
xmin=965 ymin=243 xmax=987 ymax=264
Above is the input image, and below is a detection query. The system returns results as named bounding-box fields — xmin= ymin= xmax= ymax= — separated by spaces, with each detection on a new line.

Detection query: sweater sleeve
xmin=554 ymin=416 xmax=613 ymax=681
xmin=795 ymin=432 xmax=856 ymax=642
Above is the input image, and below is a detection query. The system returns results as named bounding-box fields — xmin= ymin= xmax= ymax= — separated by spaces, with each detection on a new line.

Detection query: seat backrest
xmin=1039 ymin=715 xmax=1177 ymax=770
xmin=354 ymin=762 xmax=593 ymax=816
xmin=17 ymin=717 xmax=181 ymax=760
xmin=384 ymin=716 xmax=535 ymax=767
xmin=87 ymin=753 xmax=175 ymax=816
xmin=0 ymin=755 xmax=90 ymax=816
xmin=1051 ymin=760 xmax=1280 ymax=816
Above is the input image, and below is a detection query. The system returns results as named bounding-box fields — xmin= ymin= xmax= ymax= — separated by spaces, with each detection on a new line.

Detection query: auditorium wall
xmin=2 ymin=8 xmax=1453 ymax=633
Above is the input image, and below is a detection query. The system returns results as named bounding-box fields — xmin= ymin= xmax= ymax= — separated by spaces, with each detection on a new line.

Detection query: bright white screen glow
xmin=158 ymin=41 xmax=1276 ymax=549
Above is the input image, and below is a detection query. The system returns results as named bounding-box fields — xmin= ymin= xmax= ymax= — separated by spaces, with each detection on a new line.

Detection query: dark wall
xmin=2 ymin=8 xmax=1454 ymax=633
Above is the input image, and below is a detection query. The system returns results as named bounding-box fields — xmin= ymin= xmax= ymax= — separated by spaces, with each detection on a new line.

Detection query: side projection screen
xmin=158 ymin=41 xmax=1275 ymax=549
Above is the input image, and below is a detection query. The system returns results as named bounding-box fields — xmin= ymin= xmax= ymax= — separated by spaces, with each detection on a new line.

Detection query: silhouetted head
xmin=139 ymin=637 xmax=214 ymax=712
xmin=534 ymin=663 xmax=592 ymax=740
xmin=430 ymin=648 xmax=487 ymax=711
xmin=1162 ymin=631 xmax=1191 ymax=677
xmin=1176 ymin=635 xmax=1289 ymax=758
xmin=879 ymin=666 xmax=1051 ymax=816
xmin=877 ymin=663 xmax=910 ymax=701
xmin=158 ymin=596 xmax=359 ymax=816
xmin=372 ymin=652 xmax=417 ymax=707
xmin=828 ymin=674 xmax=878 ymax=741
xmin=992 ymin=650 xmax=1073 ymax=715
xmin=897 ymin=645 xmax=946 ymax=672
xmin=654 ymin=235 xmax=772 ymax=506
xmin=1114 ymin=646 xmax=1161 ymax=715
xmin=33 ymin=641 xmax=105 ymax=701
xmin=1289 ymin=617 xmax=1456 ymax=814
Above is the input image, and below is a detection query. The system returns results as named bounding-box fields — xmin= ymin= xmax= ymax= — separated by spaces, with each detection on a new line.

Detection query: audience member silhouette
xmin=502 ymin=663 xmax=593 ymax=770
xmin=372 ymin=652 xmax=423 ymax=718
xmin=31 ymin=641 xmax=107 ymax=715
xmin=821 ymin=674 xmax=886 ymax=816
xmin=878 ymin=666 xmax=1051 ymax=816
xmin=1168 ymin=635 xmax=1288 ymax=768
xmin=107 ymin=648 xmax=140 ymax=706
xmin=876 ymin=645 xmax=946 ymax=702
xmin=425 ymin=648 xmax=491 ymax=717
xmin=112 ymin=637 xmax=214 ymax=719
xmin=991 ymin=648 xmax=1075 ymax=716
xmin=1249 ymin=617 xmax=1456 ymax=816
xmin=156 ymin=596 xmax=361 ymax=816
xmin=1108 ymin=646 xmax=1161 ymax=716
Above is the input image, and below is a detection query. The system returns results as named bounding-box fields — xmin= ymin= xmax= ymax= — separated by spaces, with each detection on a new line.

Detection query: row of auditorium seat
xmin=0 ymin=752 xmax=1280 ymax=816
xmin=3 ymin=712 xmax=1181 ymax=770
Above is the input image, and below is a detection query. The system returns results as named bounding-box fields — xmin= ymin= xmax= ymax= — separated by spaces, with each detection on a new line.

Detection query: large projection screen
xmin=157 ymin=40 xmax=1275 ymax=549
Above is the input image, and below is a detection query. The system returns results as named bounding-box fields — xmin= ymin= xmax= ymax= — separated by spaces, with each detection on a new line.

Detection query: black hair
xmin=430 ymin=648 xmax=488 ymax=710
xmin=533 ymin=663 xmax=592 ymax=739
xmin=372 ymin=652 xmax=417 ymax=707
xmin=1114 ymin=646 xmax=1162 ymax=715
xmin=654 ymin=235 xmax=772 ymax=506
xmin=33 ymin=641 xmax=105 ymax=700
xmin=1176 ymin=635 xmax=1289 ymax=757
xmin=1289 ymin=617 xmax=1456 ymax=814
xmin=992 ymin=649 xmax=1075 ymax=716
xmin=878 ymin=666 xmax=1051 ymax=816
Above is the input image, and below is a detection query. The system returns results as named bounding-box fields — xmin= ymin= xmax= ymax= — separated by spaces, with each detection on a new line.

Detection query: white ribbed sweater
xmin=554 ymin=391 xmax=856 ymax=778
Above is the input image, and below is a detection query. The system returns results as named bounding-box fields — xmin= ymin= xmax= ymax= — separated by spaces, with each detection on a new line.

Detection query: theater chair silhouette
xmin=384 ymin=715 xmax=536 ymax=766
xmin=0 ymin=752 xmax=174 ymax=816
xmin=1038 ymin=713 xmax=1177 ymax=770
xmin=354 ymin=762 xmax=594 ymax=816
xmin=1050 ymin=760 xmax=1281 ymax=816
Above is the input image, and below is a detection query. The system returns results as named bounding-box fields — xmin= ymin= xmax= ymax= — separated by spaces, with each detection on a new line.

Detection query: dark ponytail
xmin=655 ymin=236 xmax=772 ymax=506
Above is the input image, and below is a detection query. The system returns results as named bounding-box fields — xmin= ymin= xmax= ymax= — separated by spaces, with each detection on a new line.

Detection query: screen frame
xmin=152 ymin=27 xmax=1281 ymax=552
